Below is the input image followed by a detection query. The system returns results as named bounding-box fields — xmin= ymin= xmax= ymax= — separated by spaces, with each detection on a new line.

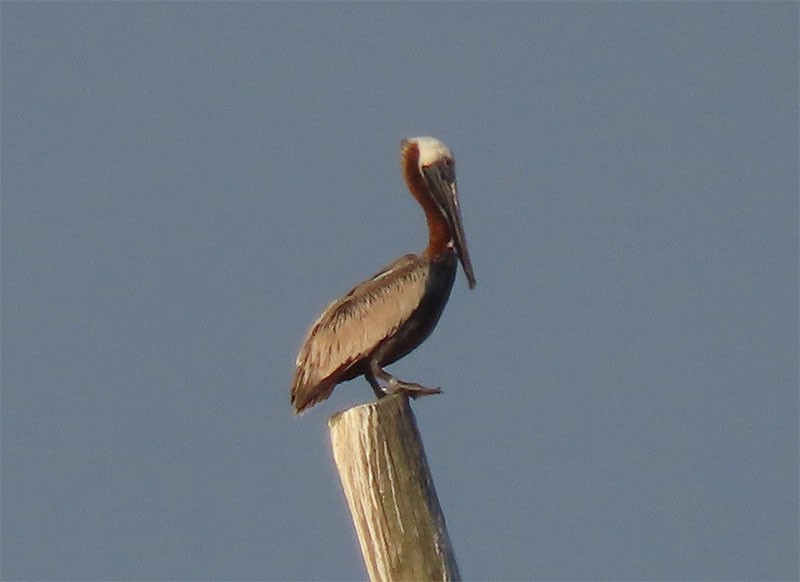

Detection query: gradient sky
xmin=3 ymin=4 xmax=798 ymax=581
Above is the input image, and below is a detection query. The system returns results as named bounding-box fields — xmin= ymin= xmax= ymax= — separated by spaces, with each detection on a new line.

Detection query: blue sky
xmin=3 ymin=3 xmax=797 ymax=580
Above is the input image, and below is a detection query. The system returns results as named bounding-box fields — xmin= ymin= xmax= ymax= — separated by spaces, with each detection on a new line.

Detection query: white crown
xmin=410 ymin=136 xmax=453 ymax=167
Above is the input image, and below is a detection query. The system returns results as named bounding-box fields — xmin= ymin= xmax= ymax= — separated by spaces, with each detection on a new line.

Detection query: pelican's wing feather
xmin=291 ymin=254 xmax=428 ymax=413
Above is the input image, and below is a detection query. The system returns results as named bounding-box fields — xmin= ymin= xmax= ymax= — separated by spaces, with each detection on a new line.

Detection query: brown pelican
xmin=291 ymin=137 xmax=475 ymax=414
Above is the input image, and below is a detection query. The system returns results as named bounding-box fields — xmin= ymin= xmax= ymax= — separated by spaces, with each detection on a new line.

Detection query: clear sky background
xmin=3 ymin=4 xmax=797 ymax=581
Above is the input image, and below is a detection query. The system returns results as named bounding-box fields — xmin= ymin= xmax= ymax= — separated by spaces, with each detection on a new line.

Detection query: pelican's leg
xmin=365 ymin=367 xmax=387 ymax=399
xmin=368 ymin=359 xmax=442 ymax=399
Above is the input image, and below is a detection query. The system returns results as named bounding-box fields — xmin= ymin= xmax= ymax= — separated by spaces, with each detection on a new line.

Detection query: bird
xmin=291 ymin=136 xmax=475 ymax=414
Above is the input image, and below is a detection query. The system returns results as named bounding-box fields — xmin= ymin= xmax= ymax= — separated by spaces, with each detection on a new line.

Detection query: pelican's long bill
xmin=422 ymin=161 xmax=477 ymax=289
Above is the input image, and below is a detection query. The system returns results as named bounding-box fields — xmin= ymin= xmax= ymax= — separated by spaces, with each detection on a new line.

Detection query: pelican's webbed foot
xmin=366 ymin=361 xmax=442 ymax=400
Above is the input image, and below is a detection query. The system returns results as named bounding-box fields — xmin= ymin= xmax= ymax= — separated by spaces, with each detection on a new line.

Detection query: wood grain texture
xmin=329 ymin=394 xmax=460 ymax=582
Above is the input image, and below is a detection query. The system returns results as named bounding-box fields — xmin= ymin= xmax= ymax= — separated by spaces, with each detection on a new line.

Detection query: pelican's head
xmin=402 ymin=136 xmax=476 ymax=289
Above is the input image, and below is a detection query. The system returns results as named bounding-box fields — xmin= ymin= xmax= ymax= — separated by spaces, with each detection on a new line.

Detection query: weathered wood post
xmin=329 ymin=393 xmax=460 ymax=581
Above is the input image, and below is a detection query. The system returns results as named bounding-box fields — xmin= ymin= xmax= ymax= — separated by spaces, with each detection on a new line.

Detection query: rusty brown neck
xmin=401 ymin=143 xmax=452 ymax=259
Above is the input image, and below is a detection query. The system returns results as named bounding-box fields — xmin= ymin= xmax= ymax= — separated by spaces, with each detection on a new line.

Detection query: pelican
xmin=291 ymin=137 xmax=475 ymax=414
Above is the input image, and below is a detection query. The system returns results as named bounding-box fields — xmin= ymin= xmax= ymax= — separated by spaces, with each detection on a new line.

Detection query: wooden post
xmin=329 ymin=393 xmax=460 ymax=582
